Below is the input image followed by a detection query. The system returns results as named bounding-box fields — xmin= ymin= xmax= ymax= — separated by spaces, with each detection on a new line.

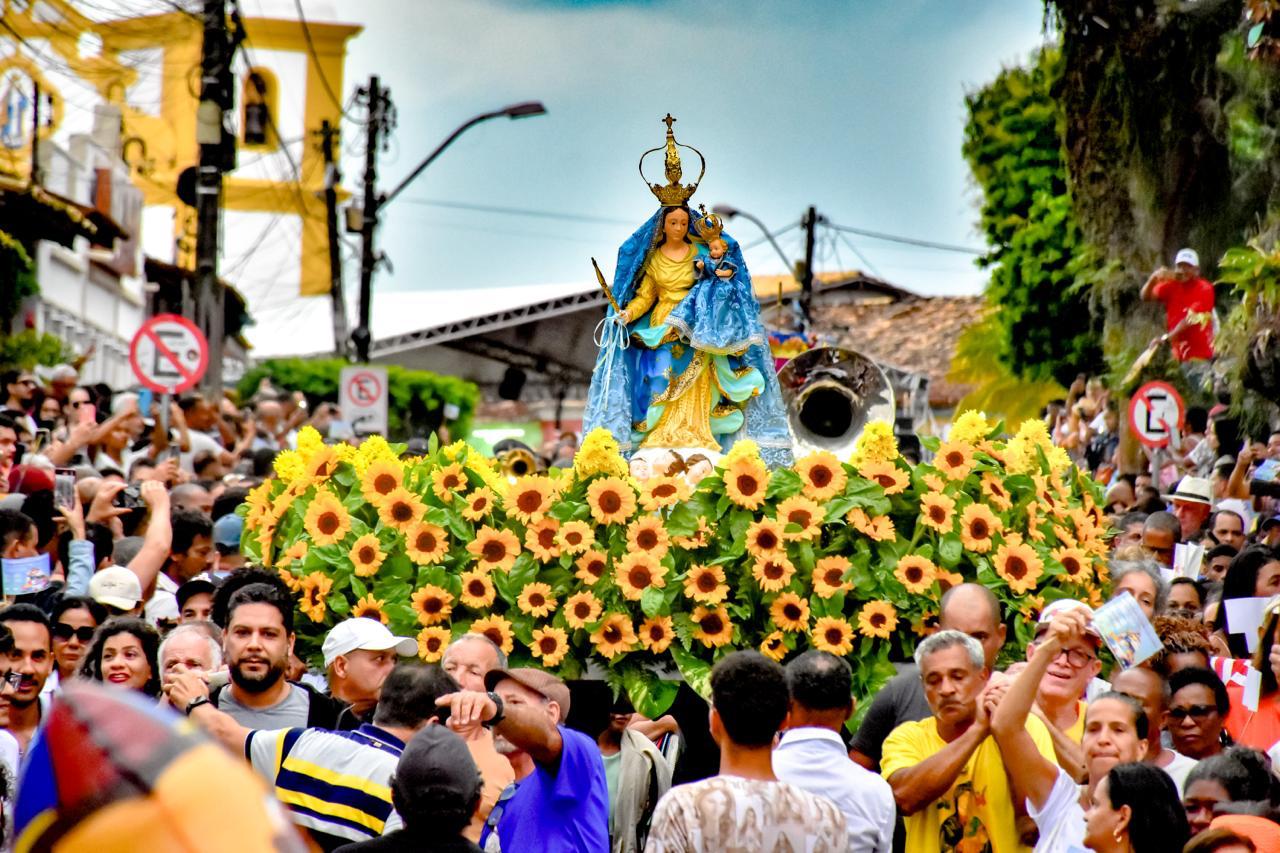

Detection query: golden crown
xmin=638 ymin=114 xmax=705 ymax=207
xmin=692 ymin=205 xmax=724 ymax=243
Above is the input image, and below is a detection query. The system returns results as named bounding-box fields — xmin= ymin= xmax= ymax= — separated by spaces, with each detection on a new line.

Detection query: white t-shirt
xmin=1161 ymin=750 xmax=1198 ymax=797
xmin=1027 ymin=767 xmax=1088 ymax=853
xmin=180 ymin=430 xmax=225 ymax=473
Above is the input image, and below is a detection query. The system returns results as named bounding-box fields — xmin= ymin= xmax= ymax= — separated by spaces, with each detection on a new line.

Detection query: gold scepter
xmin=591 ymin=257 xmax=625 ymax=316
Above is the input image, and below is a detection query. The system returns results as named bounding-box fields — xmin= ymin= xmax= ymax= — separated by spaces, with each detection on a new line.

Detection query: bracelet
xmin=185 ymin=696 xmax=211 ymax=716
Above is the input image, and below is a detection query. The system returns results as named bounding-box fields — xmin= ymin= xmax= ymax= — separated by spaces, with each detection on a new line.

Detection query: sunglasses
xmin=1168 ymin=704 xmax=1217 ymax=721
xmin=52 ymin=623 xmax=96 ymax=643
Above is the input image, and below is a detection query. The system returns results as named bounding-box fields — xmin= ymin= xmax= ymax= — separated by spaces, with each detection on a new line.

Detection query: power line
xmin=291 ymin=0 xmax=363 ymax=125
xmin=398 ymin=198 xmax=634 ymax=226
xmin=826 ymin=221 xmax=983 ymax=255
xmin=830 ymin=226 xmax=882 ymax=278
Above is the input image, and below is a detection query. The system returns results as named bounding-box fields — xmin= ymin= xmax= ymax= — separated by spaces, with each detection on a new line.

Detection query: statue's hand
xmin=715 ymin=269 xmax=733 ymax=279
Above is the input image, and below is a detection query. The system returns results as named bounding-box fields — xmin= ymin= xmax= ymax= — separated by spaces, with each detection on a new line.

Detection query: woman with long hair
xmin=1084 ymin=762 xmax=1190 ymax=852
xmin=1215 ymin=547 xmax=1280 ymax=658
xmin=49 ymin=595 xmax=107 ymax=689
xmin=1225 ymin=596 xmax=1280 ymax=751
xmin=77 ymin=617 xmax=161 ymax=698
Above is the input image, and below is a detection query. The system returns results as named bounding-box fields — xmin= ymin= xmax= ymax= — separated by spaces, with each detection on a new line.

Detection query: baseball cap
xmin=394 ymin=725 xmax=482 ymax=808
xmin=1174 ymin=248 xmax=1200 ymax=267
xmin=89 ymin=566 xmax=143 ymax=611
xmin=322 ymin=618 xmax=417 ymax=668
xmin=1261 ymin=515 xmax=1280 ymax=532
xmin=212 ymin=513 xmax=243 ymax=553
xmin=176 ymin=578 xmax=217 ymax=612
xmin=484 ymin=667 xmax=571 ymax=722
xmin=1034 ymin=599 xmax=1101 ymax=644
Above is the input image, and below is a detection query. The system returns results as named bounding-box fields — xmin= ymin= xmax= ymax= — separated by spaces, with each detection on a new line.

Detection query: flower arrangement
xmin=244 ymin=415 xmax=1110 ymax=719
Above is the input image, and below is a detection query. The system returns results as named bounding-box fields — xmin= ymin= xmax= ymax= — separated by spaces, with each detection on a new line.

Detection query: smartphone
xmin=161 ymin=446 xmax=181 ymax=463
xmin=137 ymin=388 xmax=153 ymax=414
xmin=30 ymin=429 xmax=50 ymax=455
xmin=78 ymin=403 xmax=96 ymax=427
xmin=54 ymin=468 xmax=76 ymax=510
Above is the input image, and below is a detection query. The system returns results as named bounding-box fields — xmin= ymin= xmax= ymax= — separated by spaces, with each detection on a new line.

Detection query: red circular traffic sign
xmin=345 ymin=370 xmax=383 ymax=406
xmin=1128 ymin=380 xmax=1185 ymax=449
xmin=129 ymin=314 xmax=209 ymax=395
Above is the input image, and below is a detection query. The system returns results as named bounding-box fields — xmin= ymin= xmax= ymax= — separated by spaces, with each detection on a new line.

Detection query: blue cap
xmin=212 ymin=513 xmax=243 ymax=551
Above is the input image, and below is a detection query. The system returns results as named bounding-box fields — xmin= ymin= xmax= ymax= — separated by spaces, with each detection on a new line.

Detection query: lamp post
xmin=711 ymin=204 xmax=795 ymax=272
xmin=350 ymin=100 xmax=547 ymax=362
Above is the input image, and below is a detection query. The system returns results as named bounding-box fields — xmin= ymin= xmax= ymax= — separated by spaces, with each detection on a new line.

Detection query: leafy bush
xmin=0 ymin=330 xmax=73 ymax=371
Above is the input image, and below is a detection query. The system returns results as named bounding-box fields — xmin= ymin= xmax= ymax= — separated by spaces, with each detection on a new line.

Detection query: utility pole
xmin=800 ymin=205 xmax=818 ymax=330
xmin=352 ymin=75 xmax=392 ymax=364
xmin=30 ymin=81 xmax=40 ymax=185
xmin=318 ymin=119 xmax=349 ymax=359
xmin=195 ymin=0 xmax=235 ymax=394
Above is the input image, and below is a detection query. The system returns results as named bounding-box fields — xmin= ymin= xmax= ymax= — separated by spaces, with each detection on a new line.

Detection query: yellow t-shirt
xmin=1063 ymin=699 xmax=1086 ymax=743
xmin=881 ymin=715 xmax=1055 ymax=853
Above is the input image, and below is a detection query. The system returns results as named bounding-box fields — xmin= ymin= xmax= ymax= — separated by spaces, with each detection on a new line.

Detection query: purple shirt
xmin=495 ymin=725 xmax=609 ymax=852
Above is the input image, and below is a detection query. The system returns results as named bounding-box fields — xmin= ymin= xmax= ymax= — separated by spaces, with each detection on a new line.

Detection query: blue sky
xmin=328 ymin=0 xmax=1048 ymax=303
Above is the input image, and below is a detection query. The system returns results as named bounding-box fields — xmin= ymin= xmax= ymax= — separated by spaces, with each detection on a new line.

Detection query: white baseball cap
xmin=322 ymin=618 xmax=417 ymax=668
xmin=89 ymin=566 xmax=143 ymax=611
xmin=1174 ymin=248 xmax=1199 ymax=267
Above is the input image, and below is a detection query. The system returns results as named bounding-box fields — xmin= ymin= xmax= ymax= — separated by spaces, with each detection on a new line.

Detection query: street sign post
xmin=128 ymin=314 xmax=209 ymax=395
xmin=1128 ymin=380 xmax=1185 ymax=449
xmin=340 ymin=366 xmax=389 ymax=436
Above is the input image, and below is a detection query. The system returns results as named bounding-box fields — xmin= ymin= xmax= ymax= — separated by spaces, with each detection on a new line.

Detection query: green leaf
xmin=508 ymin=553 xmax=539 ymax=589
xmin=766 ymin=468 xmax=803 ymax=500
xmin=381 ymin=554 xmax=414 ymax=583
xmin=669 ymin=643 xmax=712 ymax=699
xmin=623 ymin=668 xmax=680 ymax=719
xmin=938 ymin=533 xmax=963 ymax=567
xmin=350 ymin=576 xmax=368 ymax=599
xmin=428 ymin=431 xmax=440 ymax=454
xmin=640 ymin=585 xmax=666 ymax=618
xmin=326 ymin=592 xmax=350 ymax=617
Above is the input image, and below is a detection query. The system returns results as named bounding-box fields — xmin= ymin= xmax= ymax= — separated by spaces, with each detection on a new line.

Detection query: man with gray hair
xmin=160 ymin=621 xmax=224 ymax=712
xmin=881 ymin=630 xmax=1056 ymax=853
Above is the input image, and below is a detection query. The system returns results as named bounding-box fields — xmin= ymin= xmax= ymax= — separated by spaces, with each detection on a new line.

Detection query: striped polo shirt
xmin=246 ymin=722 xmax=406 ymax=847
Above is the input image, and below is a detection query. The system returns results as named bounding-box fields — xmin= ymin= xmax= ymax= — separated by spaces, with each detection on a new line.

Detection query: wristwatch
xmin=483 ymin=691 xmax=505 ymax=728
xmin=185 ymin=696 xmax=212 ymax=716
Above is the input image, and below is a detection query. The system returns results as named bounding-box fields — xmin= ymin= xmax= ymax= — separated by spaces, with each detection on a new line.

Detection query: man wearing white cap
xmin=88 ymin=565 xmax=144 ymax=616
xmin=323 ymin=618 xmax=417 ymax=728
xmin=1162 ymin=475 xmax=1214 ymax=540
xmin=1141 ymin=247 xmax=1215 ymax=364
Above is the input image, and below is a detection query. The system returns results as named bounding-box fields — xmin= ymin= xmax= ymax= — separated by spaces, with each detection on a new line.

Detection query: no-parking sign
xmin=129 ymin=314 xmax=209 ymax=395
xmin=1128 ymin=380 xmax=1185 ymax=449
xmin=340 ymin=366 xmax=388 ymax=435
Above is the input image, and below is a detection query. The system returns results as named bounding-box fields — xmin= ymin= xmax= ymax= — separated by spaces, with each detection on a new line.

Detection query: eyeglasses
xmin=1168 ymin=704 xmax=1218 ymax=721
xmin=52 ymin=623 xmax=96 ymax=643
xmin=14 ymin=380 xmax=35 ymax=387
xmin=1053 ymin=647 xmax=1096 ymax=668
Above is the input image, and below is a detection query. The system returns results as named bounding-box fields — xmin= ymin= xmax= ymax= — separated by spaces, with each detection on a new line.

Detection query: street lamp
xmin=712 ymin=204 xmax=795 ymax=272
xmin=351 ymin=101 xmax=548 ymax=362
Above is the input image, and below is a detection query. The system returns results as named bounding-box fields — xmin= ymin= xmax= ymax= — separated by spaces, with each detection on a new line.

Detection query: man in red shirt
xmin=1141 ymin=248 xmax=1215 ymax=362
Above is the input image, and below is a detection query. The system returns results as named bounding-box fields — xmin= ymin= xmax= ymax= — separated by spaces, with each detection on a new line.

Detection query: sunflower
xmin=994 ymin=539 xmax=1045 ymax=594
xmin=565 ymin=591 xmax=603 ymax=629
xmin=639 ymin=475 xmax=690 ymax=512
xmin=959 ymin=504 xmax=1002 ymax=554
xmin=794 ymin=451 xmax=848 ymax=501
xmin=857 ymin=601 xmax=897 ymax=639
xmin=278 ymin=567 xmax=300 ymax=591
xmin=760 ymin=630 xmax=788 ymax=662
xmin=894 ymin=555 xmax=937 ymax=594
xmin=459 ymin=570 xmax=497 ymax=609
xmin=723 ymin=455 xmax=769 ymax=510
xmin=466 ymin=526 xmax=521 ymax=573
xmin=298 ymin=572 xmax=333 ymax=622
xmin=912 ymin=610 xmax=940 ymax=637
xmin=626 ymin=515 xmax=670 ymax=560
xmin=470 ymin=615 xmax=514 ymax=655
xmin=615 ymin=552 xmax=668 ymax=601
xmin=921 ymin=472 xmax=946 ymax=493
xmin=775 ymin=495 xmax=823 ymax=542
xmin=590 ymin=613 xmax=637 ymax=658
xmin=683 ymin=564 xmax=728 ymax=603
xmin=639 ymin=615 xmax=674 ymax=654
xmin=934 ymin=570 xmax=965 ymax=593
xmin=517 ymin=582 xmax=557 ymax=618
xmin=934 ymin=441 xmax=976 ymax=481
xmin=557 ymin=520 xmax=595 ymax=555
xmin=524 ymin=518 xmax=561 ymax=563
xmin=429 ymin=462 xmax=467 ymax=503
xmin=752 ymin=555 xmax=796 ymax=593
xmin=813 ymin=556 xmax=853 ymax=597
xmin=303 ymin=490 xmax=351 ymax=547
xmin=460 ymin=487 xmax=497 ymax=522
xmin=1019 ymin=595 xmax=1046 ymax=622
xmin=574 ymin=550 xmax=609 ymax=585
xmin=416 ymin=626 xmax=452 ymax=663
xmin=404 ymin=522 xmax=449 ymax=566
xmin=980 ymin=473 xmax=1013 ymax=511
xmin=857 ymin=460 xmax=909 ymax=495
xmin=673 ymin=517 xmax=712 ymax=550
xmin=812 ymin=616 xmax=856 ymax=655
xmin=360 ymin=459 xmax=403 ymax=506
xmin=275 ymin=540 xmax=308 ymax=567
xmin=411 ymin=584 xmax=454 ymax=626
xmin=744 ymin=518 xmax=786 ymax=559
xmin=378 ymin=487 xmax=426 ymax=533
xmin=530 ymin=626 xmax=570 ymax=667
xmin=348 ymin=533 xmax=386 ymax=578
xmin=245 ymin=482 xmax=272 ymax=526
xmin=586 ymin=476 xmax=637 ymax=525
xmin=918 ymin=492 xmax=956 ymax=534
xmin=770 ymin=593 xmax=810 ymax=632
xmin=847 ymin=508 xmax=896 ymax=542
xmin=692 ymin=605 xmax=734 ymax=648
xmin=303 ymin=445 xmax=340 ymax=485
xmin=504 ymin=476 xmax=556 ymax=524
xmin=351 ymin=593 xmax=389 ymax=625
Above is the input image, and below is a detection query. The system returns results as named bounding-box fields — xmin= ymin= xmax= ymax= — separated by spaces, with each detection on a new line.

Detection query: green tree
xmin=962 ymin=48 xmax=1104 ymax=386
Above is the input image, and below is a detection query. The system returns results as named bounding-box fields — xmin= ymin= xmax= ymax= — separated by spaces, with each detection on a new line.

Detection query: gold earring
xmin=1112 ymin=827 xmax=1123 ymax=844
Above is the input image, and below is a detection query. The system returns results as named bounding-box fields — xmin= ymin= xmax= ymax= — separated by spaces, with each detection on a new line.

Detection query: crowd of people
xmin=2 ymin=359 xmax=1280 ymax=852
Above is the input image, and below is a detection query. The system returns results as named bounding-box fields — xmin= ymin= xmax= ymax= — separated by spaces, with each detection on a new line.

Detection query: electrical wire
xmin=826 ymin=221 xmax=983 ymax=255
xmin=290 ymin=0 xmax=364 ymax=125
xmin=830 ymin=226 xmax=882 ymax=278
xmin=397 ymin=198 xmax=635 ymax=227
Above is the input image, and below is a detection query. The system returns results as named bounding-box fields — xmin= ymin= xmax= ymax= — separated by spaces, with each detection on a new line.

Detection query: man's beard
xmin=230 ymin=655 xmax=286 ymax=694
xmin=493 ymin=734 xmax=520 ymax=756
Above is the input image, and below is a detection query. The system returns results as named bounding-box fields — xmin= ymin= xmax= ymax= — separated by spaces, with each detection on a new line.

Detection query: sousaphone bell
xmin=777 ymin=346 xmax=896 ymax=456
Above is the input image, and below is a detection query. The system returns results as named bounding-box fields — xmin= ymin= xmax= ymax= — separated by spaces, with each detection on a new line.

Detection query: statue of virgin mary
xmin=584 ymin=116 xmax=793 ymax=469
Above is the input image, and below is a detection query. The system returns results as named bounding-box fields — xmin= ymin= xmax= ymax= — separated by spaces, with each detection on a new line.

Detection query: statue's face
xmin=708 ymin=240 xmax=726 ymax=259
xmin=663 ymin=209 xmax=689 ymax=243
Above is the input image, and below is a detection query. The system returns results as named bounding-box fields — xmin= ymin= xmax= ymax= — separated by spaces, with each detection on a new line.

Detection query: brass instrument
xmin=498 ymin=448 xmax=539 ymax=478
xmin=777 ymin=346 xmax=896 ymax=456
